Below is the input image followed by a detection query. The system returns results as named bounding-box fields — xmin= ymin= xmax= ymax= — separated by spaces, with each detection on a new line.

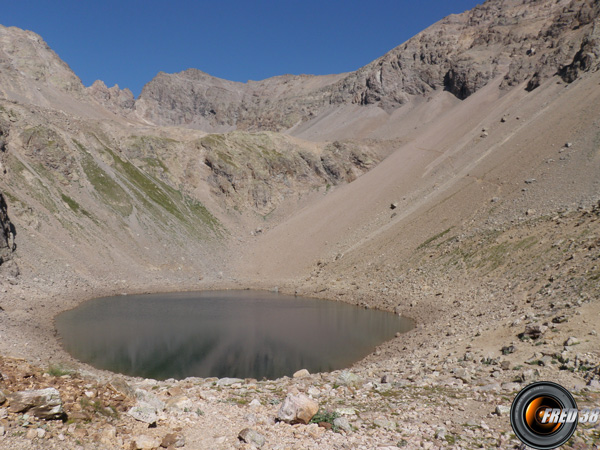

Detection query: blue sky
xmin=4 ymin=0 xmax=481 ymax=97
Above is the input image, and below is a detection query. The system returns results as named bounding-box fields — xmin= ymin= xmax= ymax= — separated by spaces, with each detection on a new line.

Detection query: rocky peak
xmin=86 ymin=80 xmax=135 ymax=111
xmin=0 ymin=25 xmax=83 ymax=96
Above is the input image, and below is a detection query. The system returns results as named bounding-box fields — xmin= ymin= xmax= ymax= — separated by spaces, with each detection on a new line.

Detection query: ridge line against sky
xmin=4 ymin=0 xmax=482 ymax=97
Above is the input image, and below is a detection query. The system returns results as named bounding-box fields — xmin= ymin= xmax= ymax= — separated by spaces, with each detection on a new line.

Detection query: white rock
xmin=238 ymin=428 xmax=266 ymax=448
xmin=307 ymin=386 xmax=320 ymax=397
xmin=132 ymin=435 xmax=160 ymax=450
xmin=134 ymin=389 xmax=164 ymax=411
xmin=335 ymin=407 xmax=356 ymax=416
xmin=373 ymin=418 xmax=396 ymax=430
xmin=495 ymin=405 xmax=511 ymax=416
xmin=127 ymin=403 xmax=158 ymax=424
xmin=333 ymin=417 xmax=352 ymax=433
xmin=217 ymin=377 xmax=244 ymax=387
xmin=587 ymin=379 xmax=600 ymax=390
xmin=8 ymin=388 xmax=64 ymax=419
xmin=293 ymin=369 xmax=310 ymax=378
xmin=564 ymin=336 xmax=580 ymax=346
xmin=277 ymin=393 xmax=319 ymax=424
xmin=165 ymin=395 xmax=193 ymax=412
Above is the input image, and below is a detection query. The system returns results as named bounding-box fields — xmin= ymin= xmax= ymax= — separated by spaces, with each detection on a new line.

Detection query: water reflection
xmin=55 ymin=290 xmax=413 ymax=380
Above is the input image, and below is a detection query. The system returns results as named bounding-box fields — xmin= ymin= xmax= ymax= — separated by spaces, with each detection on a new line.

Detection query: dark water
xmin=55 ymin=290 xmax=413 ymax=380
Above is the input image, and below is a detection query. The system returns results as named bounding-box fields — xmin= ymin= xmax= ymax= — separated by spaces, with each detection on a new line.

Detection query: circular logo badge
xmin=510 ymin=381 xmax=578 ymax=449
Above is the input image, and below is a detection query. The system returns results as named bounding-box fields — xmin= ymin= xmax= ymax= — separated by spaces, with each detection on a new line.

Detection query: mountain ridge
xmin=2 ymin=0 xmax=600 ymax=138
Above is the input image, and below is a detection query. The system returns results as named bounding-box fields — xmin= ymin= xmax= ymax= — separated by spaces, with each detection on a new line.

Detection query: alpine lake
xmin=55 ymin=290 xmax=414 ymax=380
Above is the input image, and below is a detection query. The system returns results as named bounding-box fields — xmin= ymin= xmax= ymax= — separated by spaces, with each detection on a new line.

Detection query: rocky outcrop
xmin=196 ymin=133 xmax=380 ymax=215
xmin=134 ymin=69 xmax=344 ymax=132
xmin=559 ymin=14 xmax=600 ymax=82
xmin=443 ymin=66 xmax=492 ymax=100
xmin=87 ymin=80 xmax=135 ymax=112
xmin=0 ymin=192 xmax=16 ymax=268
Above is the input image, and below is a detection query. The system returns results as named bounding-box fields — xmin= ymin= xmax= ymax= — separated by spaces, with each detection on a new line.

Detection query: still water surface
xmin=56 ymin=290 xmax=413 ymax=380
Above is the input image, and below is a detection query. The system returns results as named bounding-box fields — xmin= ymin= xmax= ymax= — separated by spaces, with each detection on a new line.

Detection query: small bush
xmin=47 ymin=363 xmax=74 ymax=377
xmin=310 ymin=409 xmax=340 ymax=431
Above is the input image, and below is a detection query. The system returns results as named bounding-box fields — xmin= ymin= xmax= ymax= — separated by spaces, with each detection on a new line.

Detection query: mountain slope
xmin=1 ymin=3 xmax=600 ymax=449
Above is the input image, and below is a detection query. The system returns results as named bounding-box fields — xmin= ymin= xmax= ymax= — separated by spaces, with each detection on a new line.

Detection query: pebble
xmin=495 ymin=405 xmax=511 ymax=416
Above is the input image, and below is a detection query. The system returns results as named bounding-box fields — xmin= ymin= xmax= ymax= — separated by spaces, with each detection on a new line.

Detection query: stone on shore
xmin=277 ymin=393 xmax=319 ymax=424
xmin=8 ymin=388 xmax=64 ymax=419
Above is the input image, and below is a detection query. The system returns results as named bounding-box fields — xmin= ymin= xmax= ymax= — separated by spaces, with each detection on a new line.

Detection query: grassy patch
xmin=105 ymin=145 xmax=222 ymax=235
xmin=477 ymin=242 xmax=509 ymax=271
xmin=47 ymin=363 xmax=74 ymax=377
xmin=80 ymin=397 xmax=119 ymax=419
xmin=445 ymin=434 xmax=457 ymax=445
xmin=417 ymin=227 xmax=453 ymax=250
xmin=61 ymin=193 xmax=81 ymax=212
xmin=80 ymin=154 xmax=133 ymax=217
xmin=2 ymin=190 xmax=21 ymax=205
xmin=514 ymin=236 xmax=538 ymax=250
xmin=76 ymin=138 xmax=222 ymax=235
xmin=61 ymin=193 xmax=96 ymax=221
xmin=143 ymin=157 xmax=170 ymax=173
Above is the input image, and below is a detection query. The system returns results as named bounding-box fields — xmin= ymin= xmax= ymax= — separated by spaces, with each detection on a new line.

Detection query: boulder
xmin=495 ymin=405 xmax=511 ymax=416
xmin=165 ymin=395 xmax=193 ymax=412
xmin=587 ymin=379 xmax=600 ymax=390
xmin=564 ymin=337 xmax=580 ymax=347
xmin=293 ymin=369 xmax=310 ymax=379
xmin=501 ymin=345 xmax=516 ymax=355
xmin=135 ymin=389 xmax=165 ymax=411
xmin=132 ymin=435 xmax=160 ymax=450
xmin=521 ymin=323 xmax=547 ymax=339
xmin=8 ymin=388 xmax=64 ymax=419
xmin=127 ymin=403 xmax=158 ymax=424
xmin=336 ymin=371 xmax=361 ymax=386
xmin=435 ymin=427 xmax=447 ymax=439
xmin=277 ymin=393 xmax=319 ymax=424
xmin=0 ymin=193 xmax=17 ymax=276
xmin=238 ymin=428 xmax=266 ymax=448
xmin=333 ymin=417 xmax=352 ymax=433
xmin=373 ymin=418 xmax=396 ymax=431
xmin=161 ymin=432 xmax=185 ymax=448
xmin=216 ymin=377 xmax=243 ymax=387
